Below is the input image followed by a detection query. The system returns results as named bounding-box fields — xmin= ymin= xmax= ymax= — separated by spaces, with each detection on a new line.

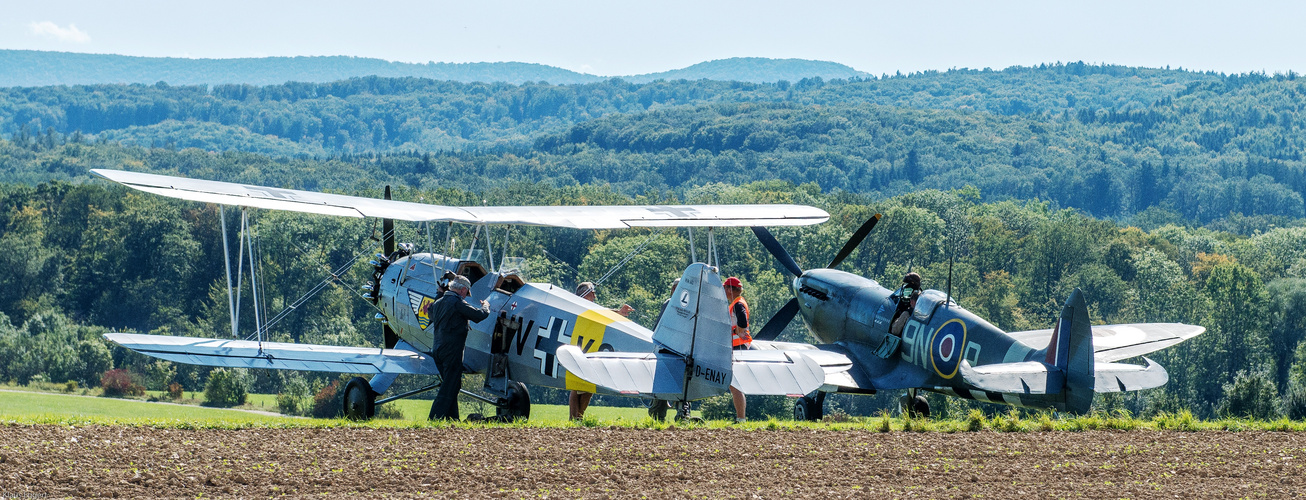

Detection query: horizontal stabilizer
xmin=1094 ymin=357 xmax=1168 ymax=393
xmin=728 ymin=350 xmax=825 ymax=396
xmin=958 ymin=360 xmax=1064 ymax=395
xmin=105 ymin=333 xmax=439 ymax=375
xmin=556 ymin=346 xmax=825 ymax=399
xmin=1008 ymin=323 xmax=1205 ymax=362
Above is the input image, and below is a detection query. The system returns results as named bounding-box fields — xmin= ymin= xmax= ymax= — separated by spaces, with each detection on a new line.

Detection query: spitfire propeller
xmin=750 ymin=214 xmax=882 ymax=341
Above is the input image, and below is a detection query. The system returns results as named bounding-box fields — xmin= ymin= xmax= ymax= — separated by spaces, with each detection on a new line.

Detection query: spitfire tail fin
xmin=1050 ymin=288 xmax=1095 ymax=413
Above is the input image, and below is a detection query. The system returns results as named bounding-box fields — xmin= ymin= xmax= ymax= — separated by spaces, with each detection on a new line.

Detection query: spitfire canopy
xmin=91 ymin=169 xmax=830 ymax=229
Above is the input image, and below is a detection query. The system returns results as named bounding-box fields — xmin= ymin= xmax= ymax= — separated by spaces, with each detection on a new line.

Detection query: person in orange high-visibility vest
xmin=724 ymin=276 xmax=750 ymax=423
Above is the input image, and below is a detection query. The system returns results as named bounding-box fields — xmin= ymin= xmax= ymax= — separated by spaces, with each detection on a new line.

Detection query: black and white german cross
xmin=533 ymin=316 xmax=570 ymax=377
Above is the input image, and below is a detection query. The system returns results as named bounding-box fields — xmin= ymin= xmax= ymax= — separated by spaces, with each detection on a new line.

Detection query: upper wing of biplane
xmin=90 ymin=169 xmax=830 ymax=229
xmin=1006 ymin=323 xmax=1205 ymax=363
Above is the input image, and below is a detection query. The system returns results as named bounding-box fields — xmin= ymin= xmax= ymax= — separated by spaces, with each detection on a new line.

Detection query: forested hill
xmin=0 ymin=51 xmax=866 ymax=87
xmin=5 ymin=64 xmax=1306 ymax=225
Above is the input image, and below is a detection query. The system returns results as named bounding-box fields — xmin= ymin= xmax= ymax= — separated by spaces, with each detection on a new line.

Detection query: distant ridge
xmin=624 ymin=57 xmax=871 ymax=83
xmin=0 ymin=50 xmax=867 ymax=88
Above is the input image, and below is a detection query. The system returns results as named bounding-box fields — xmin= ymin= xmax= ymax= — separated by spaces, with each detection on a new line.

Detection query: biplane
xmin=93 ymin=169 xmax=829 ymax=420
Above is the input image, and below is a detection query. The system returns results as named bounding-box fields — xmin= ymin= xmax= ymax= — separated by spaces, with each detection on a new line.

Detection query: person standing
xmin=427 ymin=275 xmax=491 ymax=420
xmin=569 ymin=282 xmax=632 ymax=420
xmin=723 ymin=276 xmax=751 ymax=423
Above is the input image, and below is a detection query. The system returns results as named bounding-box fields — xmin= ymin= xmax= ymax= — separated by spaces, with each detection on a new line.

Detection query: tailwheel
xmin=495 ymin=381 xmax=531 ymax=421
xmin=673 ymin=401 xmax=700 ymax=422
xmin=648 ymin=399 xmax=671 ymax=421
xmin=794 ymin=393 xmax=824 ymax=421
xmin=343 ymin=377 xmax=376 ymax=421
xmin=900 ymin=390 xmax=930 ymax=418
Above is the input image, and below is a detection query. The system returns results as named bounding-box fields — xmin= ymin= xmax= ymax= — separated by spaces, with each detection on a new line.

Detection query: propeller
xmin=751 ymin=226 xmax=804 ymax=277
xmin=826 ymin=214 xmax=881 ymax=269
xmin=750 ymin=214 xmax=882 ymax=342
xmin=382 ymin=186 xmax=398 ymax=350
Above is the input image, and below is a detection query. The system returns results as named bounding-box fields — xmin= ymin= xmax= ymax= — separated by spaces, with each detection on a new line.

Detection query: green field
xmin=6 ymin=389 xmax=1306 ymax=432
xmin=0 ymin=389 xmax=657 ymax=425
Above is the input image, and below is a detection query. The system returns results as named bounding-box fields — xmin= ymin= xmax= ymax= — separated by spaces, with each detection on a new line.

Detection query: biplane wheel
xmin=794 ymin=395 xmax=823 ymax=421
xmin=343 ymin=377 xmax=376 ymax=421
xmin=495 ymin=381 xmax=531 ymax=421
xmin=648 ymin=399 xmax=671 ymax=421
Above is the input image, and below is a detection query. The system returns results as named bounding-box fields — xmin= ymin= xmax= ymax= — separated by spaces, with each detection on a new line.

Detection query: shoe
xmin=734 ymin=417 xmax=746 ymax=424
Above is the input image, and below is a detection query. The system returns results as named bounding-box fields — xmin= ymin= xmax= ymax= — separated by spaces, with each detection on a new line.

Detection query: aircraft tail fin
xmin=556 ymin=262 xmax=733 ymax=402
xmin=1051 ymin=288 xmax=1095 ymax=413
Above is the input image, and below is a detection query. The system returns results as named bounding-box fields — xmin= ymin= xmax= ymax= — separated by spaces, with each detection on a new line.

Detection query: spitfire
xmin=750 ymin=217 xmax=1206 ymax=418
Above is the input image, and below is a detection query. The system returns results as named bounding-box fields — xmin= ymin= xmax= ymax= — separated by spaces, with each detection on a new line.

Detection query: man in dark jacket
xmin=427 ymin=275 xmax=491 ymax=420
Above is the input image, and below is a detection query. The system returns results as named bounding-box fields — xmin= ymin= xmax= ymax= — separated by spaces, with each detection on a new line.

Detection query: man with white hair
xmin=427 ymin=274 xmax=491 ymax=420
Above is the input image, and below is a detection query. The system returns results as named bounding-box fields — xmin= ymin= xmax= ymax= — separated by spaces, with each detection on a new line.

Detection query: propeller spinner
xmin=750 ymin=214 xmax=881 ymax=341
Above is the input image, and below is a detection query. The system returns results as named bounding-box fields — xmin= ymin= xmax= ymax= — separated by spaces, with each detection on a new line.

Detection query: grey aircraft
xmin=93 ymin=169 xmax=827 ymax=420
xmin=749 ymin=216 xmax=1205 ymax=418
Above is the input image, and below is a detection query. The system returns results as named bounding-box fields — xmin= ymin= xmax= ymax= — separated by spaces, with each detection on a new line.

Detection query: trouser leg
xmin=429 ymin=357 xmax=462 ymax=420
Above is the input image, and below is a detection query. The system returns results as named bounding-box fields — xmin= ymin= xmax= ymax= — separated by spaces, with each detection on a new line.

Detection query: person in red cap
xmin=723 ymin=276 xmax=750 ymax=422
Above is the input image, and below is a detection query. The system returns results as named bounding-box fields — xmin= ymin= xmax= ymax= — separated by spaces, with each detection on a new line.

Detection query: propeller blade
xmin=827 ymin=213 xmax=882 ymax=269
xmin=382 ymin=186 xmax=398 ymax=349
xmin=753 ymin=298 xmax=799 ymax=341
xmin=751 ymin=226 xmax=804 ymax=277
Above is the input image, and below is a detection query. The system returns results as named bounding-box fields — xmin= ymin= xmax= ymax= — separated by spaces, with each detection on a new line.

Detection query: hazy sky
xmin=5 ymin=1 xmax=1305 ymax=76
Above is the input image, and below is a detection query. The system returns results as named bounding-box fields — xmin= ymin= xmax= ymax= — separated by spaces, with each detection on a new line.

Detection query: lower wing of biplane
xmin=103 ymin=333 xmax=440 ymax=375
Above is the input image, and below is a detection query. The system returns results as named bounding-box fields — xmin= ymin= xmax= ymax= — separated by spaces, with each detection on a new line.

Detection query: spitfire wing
xmin=91 ymin=169 xmax=829 ymax=229
xmin=105 ymin=333 xmax=439 ymax=375
xmin=1006 ymin=323 xmax=1205 ymax=363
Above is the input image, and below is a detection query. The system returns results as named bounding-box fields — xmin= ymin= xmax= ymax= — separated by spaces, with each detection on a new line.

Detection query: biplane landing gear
xmin=794 ymin=392 xmax=825 ymax=421
xmin=672 ymin=401 xmax=702 ymax=422
xmin=343 ymin=377 xmax=376 ymax=421
xmin=494 ymin=381 xmax=531 ymax=421
xmin=900 ymin=389 xmax=930 ymax=418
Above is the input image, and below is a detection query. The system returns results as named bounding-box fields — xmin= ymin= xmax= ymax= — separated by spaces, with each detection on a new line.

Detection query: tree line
xmin=2 ymin=176 xmax=1305 ymax=419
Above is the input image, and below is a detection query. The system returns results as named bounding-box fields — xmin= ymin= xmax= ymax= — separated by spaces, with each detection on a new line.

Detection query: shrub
xmin=311 ymin=379 xmax=343 ymax=418
xmin=697 ymin=394 xmax=734 ymax=420
xmin=166 ymin=382 xmax=184 ymax=400
xmin=375 ymin=403 xmax=404 ymax=419
xmin=203 ymin=368 xmax=249 ymax=407
xmin=100 ymin=369 xmax=144 ymax=397
xmin=966 ymin=409 xmax=986 ymax=432
xmin=1283 ymin=381 xmax=1306 ymax=420
xmin=275 ymin=374 xmax=312 ymax=416
xmin=1217 ymin=369 xmax=1281 ymax=420
xmin=64 ymin=380 xmax=78 ymax=393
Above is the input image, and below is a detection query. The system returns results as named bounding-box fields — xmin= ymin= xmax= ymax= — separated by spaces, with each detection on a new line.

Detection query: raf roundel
xmin=929 ymin=319 xmax=967 ymax=379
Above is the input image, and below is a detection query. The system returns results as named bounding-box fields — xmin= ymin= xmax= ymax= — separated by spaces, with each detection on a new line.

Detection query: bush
xmin=698 ymin=395 xmax=734 ymax=420
xmin=276 ymin=374 xmax=313 ymax=416
xmin=100 ymin=369 xmax=144 ymax=397
xmin=1284 ymin=381 xmax=1306 ymax=420
xmin=64 ymin=380 xmax=78 ymax=393
xmin=166 ymin=382 xmax=184 ymax=400
xmin=203 ymin=368 xmax=249 ymax=407
xmin=1217 ymin=369 xmax=1281 ymax=420
xmin=311 ymin=379 xmax=343 ymax=418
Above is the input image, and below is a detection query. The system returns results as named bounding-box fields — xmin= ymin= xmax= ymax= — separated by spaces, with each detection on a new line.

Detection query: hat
xmin=723 ymin=276 xmax=742 ymax=288
xmin=575 ymin=282 xmax=596 ymax=297
xmin=903 ymin=272 xmax=921 ymax=287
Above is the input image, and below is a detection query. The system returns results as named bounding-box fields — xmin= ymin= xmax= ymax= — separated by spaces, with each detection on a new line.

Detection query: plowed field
xmin=2 ymin=425 xmax=1303 ymax=498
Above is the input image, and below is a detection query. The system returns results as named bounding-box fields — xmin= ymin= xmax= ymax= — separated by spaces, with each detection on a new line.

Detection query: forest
xmin=2 ymin=63 xmax=1306 ymax=419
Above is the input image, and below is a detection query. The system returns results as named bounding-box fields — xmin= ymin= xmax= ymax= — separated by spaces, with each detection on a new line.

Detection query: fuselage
xmin=374 ymin=252 xmax=656 ymax=395
xmin=792 ymin=269 xmax=1046 ymax=397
